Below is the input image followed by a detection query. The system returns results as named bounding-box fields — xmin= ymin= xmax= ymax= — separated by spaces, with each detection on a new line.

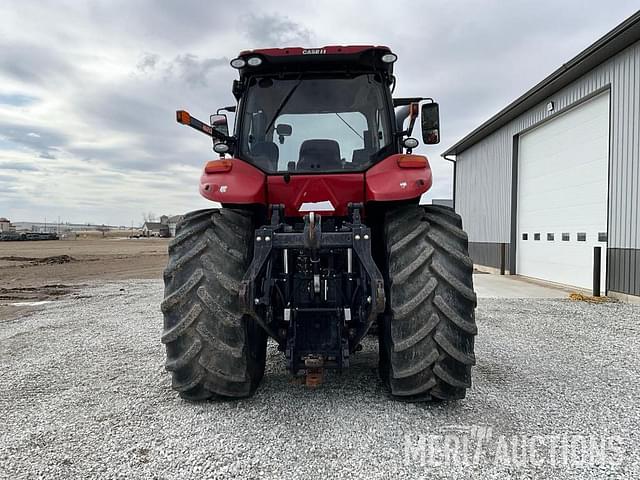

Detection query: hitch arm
xmin=176 ymin=110 xmax=228 ymax=142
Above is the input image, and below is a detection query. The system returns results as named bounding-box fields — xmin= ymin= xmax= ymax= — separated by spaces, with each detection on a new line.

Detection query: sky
xmin=1 ymin=1 xmax=638 ymax=226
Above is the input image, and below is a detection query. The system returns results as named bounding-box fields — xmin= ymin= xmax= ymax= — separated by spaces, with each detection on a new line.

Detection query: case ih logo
xmin=302 ymin=48 xmax=326 ymax=55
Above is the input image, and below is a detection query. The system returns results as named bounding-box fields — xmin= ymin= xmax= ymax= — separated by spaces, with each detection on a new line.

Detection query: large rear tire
xmin=379 ymin=204 xmax=477 ymax=401
xmin=161 ymin=208 xmax=267 ymax=400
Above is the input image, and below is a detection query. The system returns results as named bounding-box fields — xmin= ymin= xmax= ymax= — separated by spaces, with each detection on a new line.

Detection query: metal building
xmin=443 ymin=11 xmax=640 ymax=301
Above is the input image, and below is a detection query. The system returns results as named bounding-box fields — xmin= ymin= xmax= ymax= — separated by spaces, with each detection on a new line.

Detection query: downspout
xmin=442 ymin=154 xmax=457 ymax=210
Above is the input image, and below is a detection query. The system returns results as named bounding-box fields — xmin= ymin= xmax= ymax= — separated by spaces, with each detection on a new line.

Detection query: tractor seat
xmin=298 ymin=139 xmax=342 ymax=171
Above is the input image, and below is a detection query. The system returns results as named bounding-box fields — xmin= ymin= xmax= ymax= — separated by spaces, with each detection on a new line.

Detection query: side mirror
xmin=421 ymin=103 xmax=440 ymax=144
xmin=210 ymin=113 xmax=231 ymax=154
xmin=276 ymin=124 xmax=292 ymax=136
xmin=210 ymin=114 xmax=229 ymax=138
xmin=276 ymin=123 xmax=292 ymax=144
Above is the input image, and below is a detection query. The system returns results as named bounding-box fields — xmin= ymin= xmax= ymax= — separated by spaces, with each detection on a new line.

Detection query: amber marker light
xmin=397 ymin=156 xmax=427 ymax=168
xmin=204 ymin=159 xmax=233 ymax=174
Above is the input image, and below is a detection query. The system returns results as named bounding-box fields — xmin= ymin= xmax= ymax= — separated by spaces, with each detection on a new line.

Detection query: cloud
xmin=137 ymin=52 xmax=228 ymax=87
xmin=168 ymin=54 xmax=228 ymax=87
xmin=0 ymin=43 xmax=71 ymax=85
xmin=242 ymin=13 xmax=313 ymax=46
xmin=0 ymin=161 xmax=40 ymax=172
xmin=136 ymin=53 xmax=159 ymax=73
xmin=0 ymin=93 xmax=38 ymax=106
xmin=0 ymin=122 xmax=66 ymax=159
xmin=0 ymin=173 xmax=18 ymax=182
xmin=0 ymin=0 xmax=638 ymax=224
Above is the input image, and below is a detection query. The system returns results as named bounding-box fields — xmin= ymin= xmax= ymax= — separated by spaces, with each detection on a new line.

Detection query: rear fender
xmin=365 ymin=154 xmax=432 ymax=202
xmin=199 ymin=158 xmax=266 ymax=204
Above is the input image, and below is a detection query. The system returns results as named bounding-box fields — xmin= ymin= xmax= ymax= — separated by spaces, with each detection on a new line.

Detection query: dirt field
xmin=0 ymin=238 xmax=168 ymax=320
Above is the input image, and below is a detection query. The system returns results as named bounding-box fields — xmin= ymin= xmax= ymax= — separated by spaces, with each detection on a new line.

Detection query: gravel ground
xmin=1 ymin=280 xmax=639 ymax=479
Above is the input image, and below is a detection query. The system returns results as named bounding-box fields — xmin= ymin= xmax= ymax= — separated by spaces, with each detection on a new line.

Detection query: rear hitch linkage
xmin=238 ymin=203 xmax=385 ymax=383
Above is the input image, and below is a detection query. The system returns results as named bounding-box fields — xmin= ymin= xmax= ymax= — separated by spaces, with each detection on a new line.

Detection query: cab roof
xmin=232 ymin=45 xmax=395 ymax=79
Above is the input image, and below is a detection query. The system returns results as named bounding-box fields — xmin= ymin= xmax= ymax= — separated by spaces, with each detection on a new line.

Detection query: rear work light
xmin=230 ymin=58 xmax=246 ymax=68
xmin=397 ymin=156 xmax=427 ymax=168
xmin=381 ymin=52 xmax=397 ymax=63
xmin=204 ymin=159 xmax=233 ymax=173
xmin=246 ymin=56 xmax=262 ymax=66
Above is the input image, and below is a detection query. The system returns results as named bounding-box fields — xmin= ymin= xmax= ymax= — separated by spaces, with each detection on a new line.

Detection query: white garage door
xmin=517 ymin=92 xmax=609 ymax=290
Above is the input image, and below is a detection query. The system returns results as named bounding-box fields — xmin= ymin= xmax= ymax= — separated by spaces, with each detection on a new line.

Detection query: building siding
xmin=454 ymin=41 xmax=640 ymax=295
xmin=468 ymin=242 xmax=511 ymax=271
xmin=456 ymin=129 xmax=514 ymax=242
xmin=608 ymin=248 xmax=640 ymax=296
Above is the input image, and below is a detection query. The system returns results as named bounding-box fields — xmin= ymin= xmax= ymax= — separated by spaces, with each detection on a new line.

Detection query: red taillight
xmin=397 ymin=155 xmax=427 ymax=169
xmin=204 ymin=159 xmax=233 ymax=173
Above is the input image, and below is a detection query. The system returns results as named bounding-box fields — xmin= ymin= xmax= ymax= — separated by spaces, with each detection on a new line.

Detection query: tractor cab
xmin=229 ymin=46 xmax=396 ymax=174
xmin=177 ymin=46 xmax=440 ymax=216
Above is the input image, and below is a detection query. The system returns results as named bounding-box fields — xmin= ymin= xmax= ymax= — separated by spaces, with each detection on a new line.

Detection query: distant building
xmin=142 ymin=221 xmax=169 ymax=237
xmin=142 ymin=215 xmax=183 ymax=237
xmin=0 ymin=217 xmax=14 ymax=232
xmin=12 ymin=221 xmax=120 ymax=233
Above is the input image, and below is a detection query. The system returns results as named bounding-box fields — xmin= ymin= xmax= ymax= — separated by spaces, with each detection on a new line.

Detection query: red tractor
xmin=163 ymin=46 xmax=477 ymax=401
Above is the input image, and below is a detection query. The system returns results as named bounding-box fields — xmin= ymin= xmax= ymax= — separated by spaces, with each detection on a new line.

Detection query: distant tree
xmin=142 ymin=212 xmax=157 ymax=223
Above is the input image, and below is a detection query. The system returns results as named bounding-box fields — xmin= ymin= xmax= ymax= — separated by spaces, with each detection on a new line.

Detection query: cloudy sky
xmin=1 ymin=1 xmax=638 ymax=226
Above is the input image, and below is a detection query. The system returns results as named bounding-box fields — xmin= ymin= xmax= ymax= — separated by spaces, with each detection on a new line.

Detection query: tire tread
xmin=162 ymin=208 xmax=266 ymax=400
xmin=380 ymin=204 xmax=477 ymax=401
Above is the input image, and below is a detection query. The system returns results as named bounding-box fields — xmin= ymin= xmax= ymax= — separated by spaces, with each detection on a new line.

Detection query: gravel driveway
xmin=1 ymin=280 xmax=639 ymax=479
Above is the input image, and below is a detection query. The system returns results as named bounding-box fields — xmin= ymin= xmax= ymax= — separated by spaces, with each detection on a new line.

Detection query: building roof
xmin=442 ymin=10 xmax=640 ymax=158
xmin=0 ymin=217 xmax=9 ymax=222
xmin=142 ymin=222 xmax=163 ymax=230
